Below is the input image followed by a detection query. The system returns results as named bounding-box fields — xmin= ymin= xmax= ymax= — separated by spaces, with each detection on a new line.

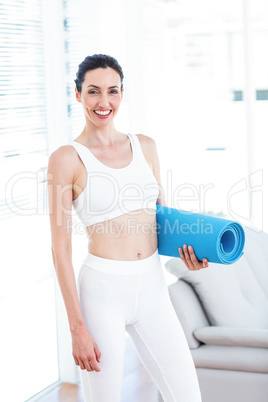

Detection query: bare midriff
xmin=85 ymin=208 xmax=158 ymax=261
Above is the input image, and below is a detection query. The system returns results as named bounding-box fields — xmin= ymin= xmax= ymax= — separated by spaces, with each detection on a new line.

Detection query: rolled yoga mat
xmin=155 ymin=204 xmax=245 ymax=264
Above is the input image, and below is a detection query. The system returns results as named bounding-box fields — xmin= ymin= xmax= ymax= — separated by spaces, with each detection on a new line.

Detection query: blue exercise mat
xmin=155 ymin=204 xmax=245 ymax=264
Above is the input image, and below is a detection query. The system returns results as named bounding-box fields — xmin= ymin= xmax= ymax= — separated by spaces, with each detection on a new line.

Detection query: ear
xmin=121 ymin=87 xmax=124 ymax=100
xmin=75 ymin=87 xmax=81 ymax=103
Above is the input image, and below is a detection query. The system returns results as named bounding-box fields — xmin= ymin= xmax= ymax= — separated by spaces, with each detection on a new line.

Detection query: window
xmin=233 ymin=90 xmax=243 ymax=101
xmin=256 ymin=89 xmax=268 ymax=101
xmin=0 ymin=1 xmax=59 ymax=400
xmin=163 ymin=0 xmax=267 ymax=232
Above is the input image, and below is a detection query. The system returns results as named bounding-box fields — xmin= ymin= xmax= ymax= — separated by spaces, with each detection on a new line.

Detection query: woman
xmin=47 ymin=54 xmax=208 ymax=402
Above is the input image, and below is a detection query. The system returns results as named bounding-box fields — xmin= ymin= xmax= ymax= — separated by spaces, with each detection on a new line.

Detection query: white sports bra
xmin=70 ymin=133 xmax=160 ymax=227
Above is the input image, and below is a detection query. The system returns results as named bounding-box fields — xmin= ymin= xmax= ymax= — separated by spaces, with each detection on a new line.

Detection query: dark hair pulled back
xmin=74 ymin=54 xmax=124 ymax=93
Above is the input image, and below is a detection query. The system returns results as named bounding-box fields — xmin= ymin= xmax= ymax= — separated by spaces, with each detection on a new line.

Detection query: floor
xmin=42 ymin=381 xmax=162 ymax=402
xmin=42 ymin=383 xmax=84 ymax=402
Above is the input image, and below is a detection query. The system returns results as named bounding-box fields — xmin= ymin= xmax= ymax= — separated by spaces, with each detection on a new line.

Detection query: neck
xmin=81 ymin=120 xmax=119 ymax=147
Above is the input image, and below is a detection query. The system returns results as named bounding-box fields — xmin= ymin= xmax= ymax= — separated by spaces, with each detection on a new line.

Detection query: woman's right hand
xmin=71 ymin=326 xmax=102 ymax=372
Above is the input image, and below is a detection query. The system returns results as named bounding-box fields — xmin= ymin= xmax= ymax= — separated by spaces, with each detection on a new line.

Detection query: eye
xmin=110 ymin=90 xmax=118 ymax=94
xmin=88 ymin=90 xmax=98 ymax=94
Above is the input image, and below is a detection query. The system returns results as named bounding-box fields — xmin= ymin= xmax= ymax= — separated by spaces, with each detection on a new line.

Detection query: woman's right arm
xmin=47 ymin=146 xmax=101 ymax=372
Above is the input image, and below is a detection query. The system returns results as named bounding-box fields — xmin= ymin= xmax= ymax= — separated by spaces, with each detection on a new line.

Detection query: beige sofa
xmin=165 ymin=226 xmax=268 ymax=402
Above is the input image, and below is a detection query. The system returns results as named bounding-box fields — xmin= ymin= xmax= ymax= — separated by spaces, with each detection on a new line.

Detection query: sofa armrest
xmin=193 ymin=326 xmax=268 ymax=348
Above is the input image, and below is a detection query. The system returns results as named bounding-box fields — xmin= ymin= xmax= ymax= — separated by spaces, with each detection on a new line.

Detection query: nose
xmin=97 ymin=93 xmax=110 ymax=108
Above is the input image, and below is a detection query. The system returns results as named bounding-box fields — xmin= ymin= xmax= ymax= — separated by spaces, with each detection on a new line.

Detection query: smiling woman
xmin=75 ymin=67 xmax=123 ymax=128
xmin=47 ymin=53 xmax=205 ymax=402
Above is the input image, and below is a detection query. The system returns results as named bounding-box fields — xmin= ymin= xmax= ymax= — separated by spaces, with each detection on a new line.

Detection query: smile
xmin=94 ymin=110 xmax=112 ymax=116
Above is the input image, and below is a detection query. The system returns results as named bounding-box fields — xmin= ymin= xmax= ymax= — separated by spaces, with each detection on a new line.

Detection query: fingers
xmin=88 ymin=353 xmax=101 ymax=372
xmin=188 ymin=246 xmax=202 ymax=270
xmin=78 ymin=357 xmax=86 ymax=371
xmin=178 ymin=245 xmax=195 ymax=270
xmin=73 ymin=355 xmax=79 ymax=366
xmin=95 ymin=344 xmax=102 ymax=364
xmin=74 ymin=351 xmax=101 ymax=372
xmin=83 ymin=354 xmax=94 ymax=372
xmin=179 ymin=245 xmax=209 ymax=271
xmin=183 ymin=244 xmax=194 ymax=270
xmin=179 ymin=246 xmax=189 ymax=268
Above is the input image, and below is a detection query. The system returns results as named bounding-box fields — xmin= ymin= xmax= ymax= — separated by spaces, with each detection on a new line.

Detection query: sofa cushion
xmin=165 ymin=254 xmax=268 ymax=328
xmin=191 ymin=344 xmax=268 ymax=373
xmin=193 ymin=326 xmax=268 ymax=348
xmin=168 ymin=281 xmax=210 ymax=349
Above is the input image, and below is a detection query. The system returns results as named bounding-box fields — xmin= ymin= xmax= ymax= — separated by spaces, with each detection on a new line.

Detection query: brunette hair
xmin=74 ymin=54 xmax=124 ymax=93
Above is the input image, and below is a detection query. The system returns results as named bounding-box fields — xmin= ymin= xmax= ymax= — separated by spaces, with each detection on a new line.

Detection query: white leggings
xmin=77 ymin=249 xmax=202 ymax=402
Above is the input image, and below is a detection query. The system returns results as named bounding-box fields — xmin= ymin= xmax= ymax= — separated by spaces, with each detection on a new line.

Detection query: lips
xmin=93 ymin=110 xmax=112 ymax=119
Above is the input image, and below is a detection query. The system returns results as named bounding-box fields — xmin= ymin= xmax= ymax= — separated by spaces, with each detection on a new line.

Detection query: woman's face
xmin=75 ymin=67 xmax=123 ymax=127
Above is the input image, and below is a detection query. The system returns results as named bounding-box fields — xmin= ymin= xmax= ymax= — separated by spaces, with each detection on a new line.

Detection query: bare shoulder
xmin=136 ymin=133 xmax=157 ymax=156
xmin=47 ymin=144 xmax=79 ymax=181
xmin=48 ymin=144 xmax=76 ymax=162
xmin=48 ymin=144 xmax=79 ymax=166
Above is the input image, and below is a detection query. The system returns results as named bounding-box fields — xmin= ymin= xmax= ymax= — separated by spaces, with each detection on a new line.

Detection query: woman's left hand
xmin=178 ymin=244 xmax=209 ymax=271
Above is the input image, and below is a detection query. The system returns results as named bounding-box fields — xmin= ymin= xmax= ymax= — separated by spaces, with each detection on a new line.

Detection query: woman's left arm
xmin=149 ymin=136 xmax=167 ymax=207
xmin=136 ymin=133 xmax=166 ymax=206
xmin=148 ymin=135 xmax=209 ymax=271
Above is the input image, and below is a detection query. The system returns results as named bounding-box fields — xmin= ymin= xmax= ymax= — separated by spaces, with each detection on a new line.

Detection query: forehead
xmin=83 ymin=67 xmax=121 ymax=87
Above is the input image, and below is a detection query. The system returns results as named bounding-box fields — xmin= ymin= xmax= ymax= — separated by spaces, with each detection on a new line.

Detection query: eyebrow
xmin=87 ymin=84 xmax=119 ymax=89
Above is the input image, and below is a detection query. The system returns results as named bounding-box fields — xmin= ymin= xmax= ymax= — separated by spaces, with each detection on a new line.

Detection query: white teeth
xmin=94 ymin=110 xmax=111 ymax=115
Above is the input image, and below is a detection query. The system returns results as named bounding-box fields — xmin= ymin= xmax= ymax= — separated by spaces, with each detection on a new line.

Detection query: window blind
xmin=0 ymin=0 xmax=48 ymax=219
